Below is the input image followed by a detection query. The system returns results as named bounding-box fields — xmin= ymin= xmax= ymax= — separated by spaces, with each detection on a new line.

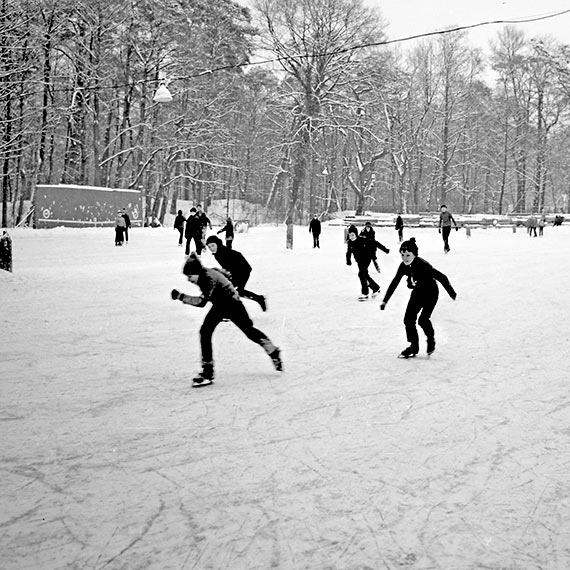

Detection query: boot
xmin=427 ymin=338 xmax=436 ymax=355
xmin=269 ymin=348 xmax=283 ymax=371
xmin=193 ymin=362 xmax=214 ymax=387
xmin=399 ymin=345 xmax=419 ymax=359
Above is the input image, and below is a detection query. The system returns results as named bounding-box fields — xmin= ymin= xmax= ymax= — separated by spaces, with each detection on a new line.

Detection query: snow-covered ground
xmin=1 ymin=222 xmax=569 ymax=570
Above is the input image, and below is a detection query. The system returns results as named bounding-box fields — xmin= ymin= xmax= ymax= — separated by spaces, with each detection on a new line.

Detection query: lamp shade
xmin=153 ymin=84 xmax=173 ymax=103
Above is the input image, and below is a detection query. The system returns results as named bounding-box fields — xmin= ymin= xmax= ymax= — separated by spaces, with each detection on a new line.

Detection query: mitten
xmin=379 ymin=302 xmax=386 ymax=310
xmin=171 ymin=289 xmax=184 ymax=301
xmin=438 ymin=228 xmax=441 ymax=234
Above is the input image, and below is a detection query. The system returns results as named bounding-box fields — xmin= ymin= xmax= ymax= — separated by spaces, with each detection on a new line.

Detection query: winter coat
xmin=309 ymin=218 xmax=321 ymax=236
xmin=217 ymin=219 xmax=234 ymax=239
xmin=346 ymin=235 xmax=389 ymax=265
xmin=185 ymin=213 xmax=203 ymax=238
xmin=184 ymin=267 xmax=241 ymax=308
xmin=383 ymin=257 xmax=456 ymax=304
xmin=211 ymin=242 xmax=252 ymax=285
xmin=174 ymin=213 xmax=186 ymax=230
xmin=395 ymin=216 xmax=404 ymax=230
xmin=121 ymin=213 xmax=131 ymax=228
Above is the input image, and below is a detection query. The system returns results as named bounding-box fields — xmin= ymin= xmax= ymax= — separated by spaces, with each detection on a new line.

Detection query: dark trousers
xmin=397 ymin=228 xmax=403 ymax=242
xmin=177 ymin=228 xmax=184 ymax=245
xmin=185 ymin=234 xmax=204 ymax=255
xmin=199 ymin=300 xmax=274 ymax=364
xmin=357 ymin=259 xmax=379 ymax=295
xmin=234 ymin=276 xmax=263 ymax=308
xmin=404 ymin=287 xmax=439 ymax=349
xmin=312 ymin=234 xmax=320 ymax=248
xmin=442 ymin=226 xmax=452 ymax=251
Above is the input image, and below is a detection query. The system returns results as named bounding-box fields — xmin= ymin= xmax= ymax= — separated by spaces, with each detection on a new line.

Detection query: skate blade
xmin=397 ymin=353 xmax=417 ymax=359
xmin=192 ymin=379 xmax=213 ymax=388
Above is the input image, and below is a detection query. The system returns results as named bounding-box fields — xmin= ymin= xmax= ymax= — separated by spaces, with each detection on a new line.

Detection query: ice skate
xmin=258 ymin=295 xmax=267 ymax=312
xmin=371 ymin=289 xmax=380 ymax=298
xmin=427 ymin=338 xmax=436 ymax=356
xmin=398 ymin=345 xmax=418 ymax=359
xmin=358 ymin=294 xmax=369 ymax=301
xmin=269 ymin=348 xmax=283 ymax=371
xmin=192 ymin=363 xmax=214 ymax=387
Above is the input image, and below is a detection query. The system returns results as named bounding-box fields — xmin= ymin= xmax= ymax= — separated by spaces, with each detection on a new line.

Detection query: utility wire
xmin=5 ymin=8 xmax=570 ymax=94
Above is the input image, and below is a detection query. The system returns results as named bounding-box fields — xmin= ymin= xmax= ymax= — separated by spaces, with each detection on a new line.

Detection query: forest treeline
xmin=2 ymin=0 xmax=570 ymax=233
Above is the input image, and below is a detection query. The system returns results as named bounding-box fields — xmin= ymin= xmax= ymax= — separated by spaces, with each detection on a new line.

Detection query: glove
xmin=171 ymin=289 xmax=185 ymax=301
xmin=379 ymin=302 xmax=386 ymax=310
xmin=438 ymin=228 xmax=441 ymax=234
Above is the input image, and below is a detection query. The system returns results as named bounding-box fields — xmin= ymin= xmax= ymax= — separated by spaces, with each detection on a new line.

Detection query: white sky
xmin=366 ymin=0 xmax=570 ymax=50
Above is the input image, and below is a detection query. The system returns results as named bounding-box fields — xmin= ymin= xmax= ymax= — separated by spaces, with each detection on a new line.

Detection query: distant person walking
xmin=170 ymin=253 xmax=282 ymax=387
xmin=173 ymin=210 xmax=186 ymax=247
xmin=380 ymin=237 xmax=457 ymax=358
xmin=309 ymin=214 xmax=322 ymax=248
xmin=395 ymin=213 xmax=404 ymax=242
xmin=121 ymin=209 xmax=131 ymax=243
xmin=185 ymin=207 xmax=204 ymax=255
xmin=206 ymin=235 xmax=267 ymax=311
xmin=217 ymin=217 xmax=234 ymax=249
xmin=346 ymin=225 xmax=389 ymax=300
xmin=438 ymin=204 xmax=458 ymax=253
xmin=114 ymin=211 xmax=126 ymax=246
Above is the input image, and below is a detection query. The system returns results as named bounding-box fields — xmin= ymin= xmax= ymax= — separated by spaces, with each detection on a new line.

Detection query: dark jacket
xmin=395 ymin=216 xmax=404 ymax=230
xmin=185 ymin=213 xmax=202 ymax=238
xmin=309 ymin=218 xmax=321 ymax=235
xmin=383 ymin=257 xmax=456 ymax=304
xmin=210 ymin=238 xmax=252 ymax=285
xmin=182 ymin=267 xmax=241 ymax=309
xmin=174 ymin=213 xmax=186 ymax=230
xmin=196 ymin=211 xmax=211 ymax=231
xmin=121 ymin=212 xmax=131 ymax=228
xmin=217 ymin=219 xmax=234 ymax=239
xmin=346 ymin=235 xmax=389 ymax=265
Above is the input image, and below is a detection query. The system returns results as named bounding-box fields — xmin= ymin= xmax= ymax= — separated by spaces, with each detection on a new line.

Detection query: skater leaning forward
xmin=380 ymin=238 xmax=457 ymax=358
xmin=171 ymin=253 xmax=282 ymax=387
xmin=346 ymin=226 xmax=390 ymax=300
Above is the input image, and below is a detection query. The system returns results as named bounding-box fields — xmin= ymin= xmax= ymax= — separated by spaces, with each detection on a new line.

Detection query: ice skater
xmin=380 ymin=238 xmax=457 ymax=358
xmin=395 ymin=213 xmax=404 ymax=242
xmin=205 ymin=235 xmax=266 ymax=311
xmin=359 ymin=221 xmax=381 ymax=272
xmin=184 ymin=207 xmax=204 ymax=255
xmin=217 ymin=216 xmax=234 ymax=248
xmin=173 ymin=210 xmax=186 ymax=246
xmin=309 ymin=214 xmax=322 ymax=248
xmin=438 ymin=204 xmax=458 ymax=253
xmin=171 ymin=253 xmax=282 ymax=386
xmin=346 ymin=226 xmax=389 ymax=300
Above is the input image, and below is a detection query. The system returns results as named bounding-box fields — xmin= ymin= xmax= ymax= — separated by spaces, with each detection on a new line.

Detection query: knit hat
xmin=400 ymin=237 xmax=418 ymax=256
xmin=182 ymin=253 xmax=203 ymax=276
xmin=206 ymin=235 xmax=222 ymax=247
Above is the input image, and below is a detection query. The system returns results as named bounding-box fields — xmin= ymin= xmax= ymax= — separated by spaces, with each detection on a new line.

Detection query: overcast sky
xmin=365 ymin=0 xmax=570 ymax=50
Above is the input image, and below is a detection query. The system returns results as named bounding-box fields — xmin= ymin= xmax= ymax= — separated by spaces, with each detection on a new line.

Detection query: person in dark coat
xmin=205 ymin=235 xmax=266 ymax=311
xmin=217 ymin=217 xmax=234 ymax=249
xmin=115 ymin=211 xmax=125 ymax=246
xmin=185 ymin=208 xmax=204 ymax=255
xmin=359 ymin=221 xmax=381 ymax=272
xmin=170 ymin=253 xmax=282 ymax=386
xmin=195 ymin=204 xmax=212 ymax=241
xmin=380 ymin=237 xmax=457 ymax=358
xmin=395 ymin=213 xmax=404 ymax=242
xmin=121 ymin=209 xmax=131 ymax=243
xmin=173 ymin=210 xmax=186 ymax=246
xmin=346 ymin=226 xmax=389 ymax=300
xmin=309 ymin=214 xmax=322 ymax=248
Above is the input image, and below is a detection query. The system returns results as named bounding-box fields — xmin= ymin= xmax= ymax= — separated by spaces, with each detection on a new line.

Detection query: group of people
xmin=114 ymin=208 xmax=131 ymax=246
xmin=171 ymin=203 xmax=459 ymax=386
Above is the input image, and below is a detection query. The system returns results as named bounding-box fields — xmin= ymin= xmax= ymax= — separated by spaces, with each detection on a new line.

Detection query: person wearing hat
xmin=206 ymin=235 xmax=266 ymax=311
xmin=380 ymin=237 xmax=457 ymax=358
xmin=184 ymin=207 xmax=204 ymax=255
xmin=170 ymin=253 xmax=282 ymax=386
xmin=114 ymin=210 xmax=126 ymax=246
xmin=346 ymin=225 xmax=389 ymax=300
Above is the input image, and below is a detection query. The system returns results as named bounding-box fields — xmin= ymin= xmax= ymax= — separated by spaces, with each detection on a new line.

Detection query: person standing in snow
xmin=346 ymin=226 xmax=389 ymax=300
xmin=309 ymin=214 xmax=322 ymax=248
xmin=438 ymin=204 xmax=458 ymax=253
xmin=121 ymin=209 xmax=132 ymax=243
xmin=195 ymin=204 xmax=212 ymax=242
xmin=114 ymin=211 xmax=126 ymax=246
xmin=170 ymin=253 xmax=282 ymax=386
xmin=206 ymin=235 xmax=266 ymax=311
xmin=380 ymin=237 xmax=456 ymax=358
xmin=173 ymin=210 xmax=186 ymax=247
xmin=217 ymin=216 xmax=234 ymax=249
xmin=395 ymin=213 xmax=404 ymax=243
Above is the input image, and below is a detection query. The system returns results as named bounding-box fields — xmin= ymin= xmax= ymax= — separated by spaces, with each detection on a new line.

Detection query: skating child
xmin=360 ymin=221 xmax=381 ymax=272
xmin=205 ymin=235 xmax=266 ymax=311
xmin=346 ymin=226 xmax=389 ymax=300
xmin=380 ymin=237 xmax=457 ymax=358
xmin=171 ymin=253 xmax=282 ymax=386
